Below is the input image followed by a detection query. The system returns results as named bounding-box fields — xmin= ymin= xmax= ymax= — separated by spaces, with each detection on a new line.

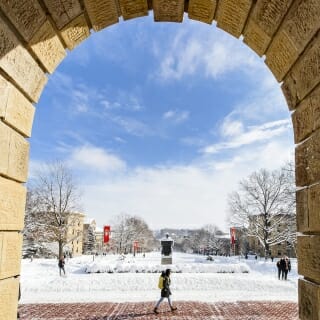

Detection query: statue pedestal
xmin=161 ymin=257 xmax=172 ymax=265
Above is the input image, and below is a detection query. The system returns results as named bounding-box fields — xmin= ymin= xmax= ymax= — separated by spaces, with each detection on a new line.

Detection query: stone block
xmin=292 ymin=84 xmax=320 ymax=143
xmin=188 ymin=0 xmax=216 ymax=25
xmin=299 ymin=279 xmax=320 ymax=320
xmin=60 ymin=15 xmax=90 ymax=50
xmin=43 ymin=0 xmax=82 ymax=30
xmin=0 ymin=277 xmax=19 ymax=320
xmin=281 ymin=76 xmax=298 ymax=111
xmin=296 ymin=188 xmax=309 ymax=233
xmin=29 ymin=21 xmax=66 ymax=74
xmin=0 ymin=17 xmax=47 ymax=103
xmin=308 ymin=184 xmax=320 ymax=232
xmin=283 ymin=34 xmax=320 ymax=109
xmin=216 ymin=0 xmax=252 ymax=39
xmin=295 ymin=129 xmax=320 ymax=187
xmin=0 ymin=121 xmax=29 ymax=183
xmin=0 ymin=177 xmax=26 ymax=231
xmin=84 ymin=0 xmax=119 ymax=31
xmin=119 ymin=0 xmax=148 ymax=20
xmin=0 ymin=0 xmax=46 ymax=42
xmin=243 ymin=0 xmax=293 ymax=56
xmin=297 ymin=235 xmax=320 ymax=283
xmin=0 ymin=75 xmax=35 ymax=137
xmin=0 ymin=232 xmax=22 ymax=280
xmin=265 ymin=0 xmax=320 ymax=82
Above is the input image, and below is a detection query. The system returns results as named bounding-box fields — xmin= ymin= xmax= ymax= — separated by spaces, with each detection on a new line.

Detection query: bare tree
xmin=27 ymin=161 xmax=82 ymax=258
xmin=111 ymin=213 xmax=156 ymax=254
xmin=227 ymin=164 xmax=296 ymax=258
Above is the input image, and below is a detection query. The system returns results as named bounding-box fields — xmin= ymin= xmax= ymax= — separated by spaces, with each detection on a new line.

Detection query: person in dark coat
xmin=58 ymin=256 xmax=66 ymax=276
xmin=280 ymin=256 xmax=291 ymax=280
xmin=276 ymin=258 xmax=283 ymax=280
xmin=154 ymin=269 xmax=177 ymax=314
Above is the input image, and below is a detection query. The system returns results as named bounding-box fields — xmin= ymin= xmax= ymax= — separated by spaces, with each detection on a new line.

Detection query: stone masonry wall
xmin=0 ymin=1 xmax=319 ymax=319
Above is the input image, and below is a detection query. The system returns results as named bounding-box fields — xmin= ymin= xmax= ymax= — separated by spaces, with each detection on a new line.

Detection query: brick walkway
xmin=19 ymin=301 xmax=298 ymax=320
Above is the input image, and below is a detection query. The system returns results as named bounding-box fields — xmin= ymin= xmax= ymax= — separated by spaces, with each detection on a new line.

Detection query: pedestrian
xmin=281 ymin=256 xmax=291 ymax=280
xmin=154 ymin=269 xmax=177 ymax=314
xmin=58 ymin=256 xmax=66 ymax=276
xmin=276 ymin=258 xmax=283 ymax=280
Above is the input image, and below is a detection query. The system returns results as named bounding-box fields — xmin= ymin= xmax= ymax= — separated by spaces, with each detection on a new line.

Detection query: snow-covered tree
xmin=27 ymin=161 xmax=82 ymax=258
xmin=111 ymin=213 xmax=156 ymax=254
xmin=83 ymin=225 xmax=96 ymax=254
xmin=227 ymin=164 xmax=296 ymax=258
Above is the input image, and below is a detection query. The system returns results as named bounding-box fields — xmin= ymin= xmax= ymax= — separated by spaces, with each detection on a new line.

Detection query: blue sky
xmin=29 ymin=15 xmax=294 ymax=232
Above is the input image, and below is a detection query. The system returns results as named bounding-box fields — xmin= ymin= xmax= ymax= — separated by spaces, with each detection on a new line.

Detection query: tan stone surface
xmin=84 ymin=0 xmax=119 ymax=31
xmin=216 ymin=0 xmax=252 ymax=39
xmin=188 ymin=0 xmax=216 ymax=25
xmin=292 ymin=85 xmax=320 ymax=143
xmin=243 ymin=0 xmax=293 ymax=56
xmin=283 ymin=34 xmax=320 ymax=109
xmin=60 ymin=15 xmax=90 ymax=50
xmin=265 ymin=0 xmax=320 ymax=81
xmin=0 ymin=17 xmax=47 ymax=103
xmin=0 ymin=121 xmax=29 ymax=183
xmin=0 ymin=277 xmax=19 ymax=320
xmin=298 ymin=235 xmax=320 ymax=283
xmin=30 ymin=21 xmax=66 ymax=74
xmin=295 ymin=129 xmax=320 ymax=187
xmin=307 ymin=184 xmax=320 ymax=233
xmin=0 ymin=0 xmax=46 ymax=42
xmin=118 ymin=0 xmax=148 ymax=20
xmin=281 ymin=75 xmax=297 ymax=111
xmin=153 ymin=0 xmax=184 ymax=22
xmin=0 ymin=177 xmax=26 ymax=231
xmin=299 ymin=279 xmax=320 ymax=320
xmin=296 ymin=188 xmax=309 ymax=233
xmin=0 ymin=232 xmax=22 ymax=279
xmin=43 ymin=0 xmax=82 ymax=30
xmin=0 ymin=75 xmax=35 ymax=137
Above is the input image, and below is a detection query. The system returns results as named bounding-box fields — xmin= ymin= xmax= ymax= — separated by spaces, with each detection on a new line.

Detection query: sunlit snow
xmin=20 ymin=252 xmax=298 ymax=304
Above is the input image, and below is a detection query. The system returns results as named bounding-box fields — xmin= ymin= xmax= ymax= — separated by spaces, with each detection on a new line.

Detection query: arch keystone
xmin=153 ymin=0 xmax=184 ymax=22
xmin=119 ymin=0 xmax=148 ymax=20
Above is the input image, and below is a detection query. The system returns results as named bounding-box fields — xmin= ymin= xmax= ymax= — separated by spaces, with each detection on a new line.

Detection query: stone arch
xmin=0 ymin=1 xmax=319 ymax=319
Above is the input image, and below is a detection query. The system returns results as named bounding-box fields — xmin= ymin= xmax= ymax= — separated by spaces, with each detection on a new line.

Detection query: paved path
xmin=19 ymin=301 xmax=298 ymax=319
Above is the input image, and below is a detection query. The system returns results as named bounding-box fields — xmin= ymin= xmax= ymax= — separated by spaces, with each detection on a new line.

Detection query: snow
xmin=20 ymin=252 xmax=298 ymax=304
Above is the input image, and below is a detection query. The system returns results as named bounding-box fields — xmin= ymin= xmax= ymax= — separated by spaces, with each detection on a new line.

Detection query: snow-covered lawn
xmin=20 ymin=252 xmax=298 ymax=304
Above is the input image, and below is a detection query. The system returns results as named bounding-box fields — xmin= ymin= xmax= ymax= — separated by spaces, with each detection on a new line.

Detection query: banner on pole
xmin=104 ymin=225 xmax=111 ymax=243
xmin=230 ymin=227 xmax=236 ymax=245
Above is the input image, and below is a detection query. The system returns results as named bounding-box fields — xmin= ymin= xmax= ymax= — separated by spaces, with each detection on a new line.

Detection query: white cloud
xmin=79 ymin=133 xmax=293 ymax=232
xmin=220 ymin=118 xmax=244 ymax=137
xmin=163 ymin=110 xmax=190 ymax=123
xmin=202 ymin=119 xmax=291 ymax=154
xmin=153 ymin=26 xmax=262 ymax=81
xmin=68 ymin=145 xmax=126 ymax=173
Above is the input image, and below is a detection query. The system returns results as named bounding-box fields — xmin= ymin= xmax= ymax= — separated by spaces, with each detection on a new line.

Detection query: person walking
xmin=276 ymin=258 xmax=283 ymax=280
xmin=58 ymin=256 xmax=66 ymax=276
xmin=154 ymin=269 xmax=177 ymax=314
xmin=282 ymin=256 xmax=291 ymax=280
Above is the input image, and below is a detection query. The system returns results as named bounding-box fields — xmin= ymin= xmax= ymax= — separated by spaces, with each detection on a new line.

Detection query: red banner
xmin=230 ymin=227 xmax=236 ymax=245
xmin=133 ymin=241 xmax=138 ymax=249
xmin=104 ymin=225 xmax=111 ymax=243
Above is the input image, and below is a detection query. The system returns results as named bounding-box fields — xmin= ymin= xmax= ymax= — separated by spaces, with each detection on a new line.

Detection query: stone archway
xmin=0 ymin=1 xmax=319 ymax=319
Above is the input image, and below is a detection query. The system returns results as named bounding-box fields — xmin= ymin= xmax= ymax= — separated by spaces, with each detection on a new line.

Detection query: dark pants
xmin=59 ymin=266 xmax=65 ymax=276
xmin=277 ymin=268 xmax=281 ymax=280
xmin=283 ymin=270 xmax=288 ymax=280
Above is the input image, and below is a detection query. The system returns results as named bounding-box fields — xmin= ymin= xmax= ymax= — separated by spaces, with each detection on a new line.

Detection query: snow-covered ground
xmin=20 ymin=252 xmax=298 ymax=304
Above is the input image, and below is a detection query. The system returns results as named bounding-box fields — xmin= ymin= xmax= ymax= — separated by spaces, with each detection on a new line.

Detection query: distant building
xmin=65 ymin=212 xmax=85 ymax=257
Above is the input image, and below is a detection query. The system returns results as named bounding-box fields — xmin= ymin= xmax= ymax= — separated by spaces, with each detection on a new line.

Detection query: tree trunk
xmin=59 ymin=241 xmax=63 ymax=258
